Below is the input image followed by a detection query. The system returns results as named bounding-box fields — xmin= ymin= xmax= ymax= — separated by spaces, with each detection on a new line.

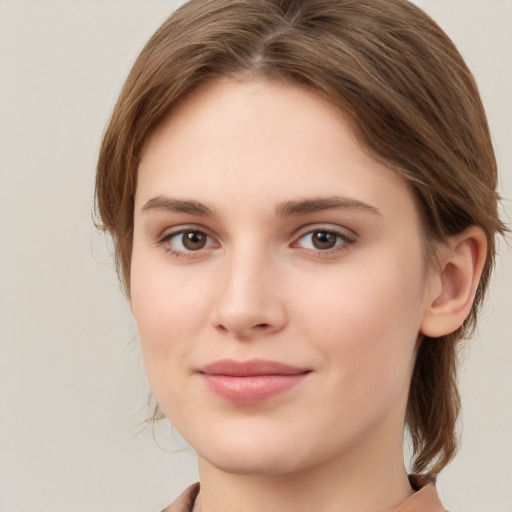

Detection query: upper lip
xmin=198 ymin=358 xmax=311 ymax=377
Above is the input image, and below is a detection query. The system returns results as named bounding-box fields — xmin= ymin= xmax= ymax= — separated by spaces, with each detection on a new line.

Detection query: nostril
xmin=255 ymin=323 xmax=269 ymax=329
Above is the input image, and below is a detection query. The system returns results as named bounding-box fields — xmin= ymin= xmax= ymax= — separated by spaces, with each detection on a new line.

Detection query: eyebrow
xmin=275 ymin=196 xmax=381 ymax=217
xmin=141 ymin=195 xmax=381 ymax=217
xmin=141 ymin=196 xmax=215 ymax=216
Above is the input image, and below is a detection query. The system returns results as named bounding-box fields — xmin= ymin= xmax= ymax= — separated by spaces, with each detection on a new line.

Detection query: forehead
xmin=136 ymin=78 xmax=418 ymax=224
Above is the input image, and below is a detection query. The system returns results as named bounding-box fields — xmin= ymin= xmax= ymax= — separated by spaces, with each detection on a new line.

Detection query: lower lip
xmin=200 ymin=373 xmax=309 ymax=404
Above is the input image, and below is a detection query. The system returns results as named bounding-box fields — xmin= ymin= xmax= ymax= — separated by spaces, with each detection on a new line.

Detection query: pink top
xmin=162 ymin=474 xmax=447 ymax=512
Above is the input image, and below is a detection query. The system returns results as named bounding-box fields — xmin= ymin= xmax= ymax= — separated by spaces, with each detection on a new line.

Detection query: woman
xmin=96 ymin=0 xmax=506 ymax=510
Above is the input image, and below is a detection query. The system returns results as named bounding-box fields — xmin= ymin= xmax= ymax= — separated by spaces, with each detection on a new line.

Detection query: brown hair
xmin=96 ymin=0 xmax=506 ymax=475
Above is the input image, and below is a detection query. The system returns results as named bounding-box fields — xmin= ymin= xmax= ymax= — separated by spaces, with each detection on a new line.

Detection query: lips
xmin=197 ymin=359 xmax=311 ymax=403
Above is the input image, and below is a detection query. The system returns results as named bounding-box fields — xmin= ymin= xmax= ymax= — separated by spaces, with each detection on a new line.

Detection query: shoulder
xmin=160 ymin=483 xmax=200 ymax=512
xmin=159 ymin=476 xmax=447 ymax=512
xmin=390 ymin=474 xmax=448 ymax=512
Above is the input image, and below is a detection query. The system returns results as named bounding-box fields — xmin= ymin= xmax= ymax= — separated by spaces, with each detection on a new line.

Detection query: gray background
xmin=1 ymin=1 xmax=511 ymax=511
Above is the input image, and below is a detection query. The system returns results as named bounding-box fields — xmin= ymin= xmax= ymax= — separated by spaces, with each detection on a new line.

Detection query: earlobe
xmin=420 ymin=226 xmax=487 ymax=338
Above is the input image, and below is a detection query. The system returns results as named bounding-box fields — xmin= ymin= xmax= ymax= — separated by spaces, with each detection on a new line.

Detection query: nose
xmin=210 ymin=249 xmax=287 ymax=339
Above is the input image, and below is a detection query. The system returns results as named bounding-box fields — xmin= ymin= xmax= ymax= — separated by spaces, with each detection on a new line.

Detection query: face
xmin=131 ymin=79 xmax=436 ymax=477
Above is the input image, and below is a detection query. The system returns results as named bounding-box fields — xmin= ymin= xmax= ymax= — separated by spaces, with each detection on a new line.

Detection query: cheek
xmin=294 ymin=252 xmax=426 ymax=397
xmin=129 ymin=252 xmax=211 ymax=388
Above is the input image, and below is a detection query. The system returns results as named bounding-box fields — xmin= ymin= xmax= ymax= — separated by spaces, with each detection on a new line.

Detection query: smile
xmin=197 ymin=359 xmax=312 ymax=404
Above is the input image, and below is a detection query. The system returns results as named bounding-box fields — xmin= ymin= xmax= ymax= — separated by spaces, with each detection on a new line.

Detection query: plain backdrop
xmin=1 ymin=1 xmax=511 ymax=511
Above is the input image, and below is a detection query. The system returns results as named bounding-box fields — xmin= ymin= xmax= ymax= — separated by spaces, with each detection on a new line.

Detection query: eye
xmin=161 ymin=229 xmax=217 ymax=255
xmin=294 ymin=229 xmax=354 ymax=252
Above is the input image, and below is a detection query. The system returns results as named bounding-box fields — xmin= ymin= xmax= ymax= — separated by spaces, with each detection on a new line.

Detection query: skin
xmin=130 ymin=79 xmax=485 ymax=512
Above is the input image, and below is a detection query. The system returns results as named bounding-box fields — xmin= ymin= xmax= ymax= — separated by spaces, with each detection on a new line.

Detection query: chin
xmin=202 ymin=450 xmax=305 ymax=477
xmin=193 ymin=424 xmax=336 ymax=478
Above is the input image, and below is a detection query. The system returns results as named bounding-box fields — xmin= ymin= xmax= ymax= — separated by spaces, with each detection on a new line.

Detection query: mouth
xmin=197 ymin=359 xmax=312 ymax=404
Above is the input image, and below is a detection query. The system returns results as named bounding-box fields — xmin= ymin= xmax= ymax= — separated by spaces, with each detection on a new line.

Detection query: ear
xmin=420 ymin=226 xmax=488 ymax=338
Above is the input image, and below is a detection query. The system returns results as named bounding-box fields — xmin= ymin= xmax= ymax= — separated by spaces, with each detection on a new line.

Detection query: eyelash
xmin=292 ymin=228 xmax=356 ymax=256
xmin=157 ymin=226 xmax=356 ymax=259
xmin=158 ymin=227 xmax=218 ymax=259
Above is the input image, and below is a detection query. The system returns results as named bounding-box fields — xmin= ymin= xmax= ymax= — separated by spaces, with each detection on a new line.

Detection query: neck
xmin=196 ymin=432 xmax=413 ymax=512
